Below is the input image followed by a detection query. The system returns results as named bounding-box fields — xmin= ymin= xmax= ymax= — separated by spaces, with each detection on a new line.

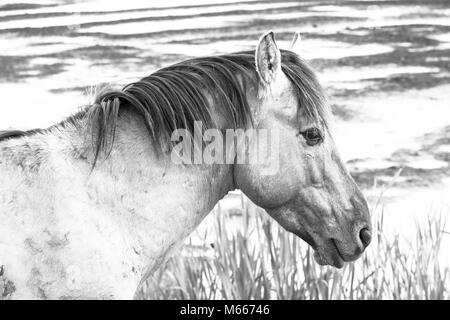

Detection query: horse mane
xmin=85 ymin=50 xmax=328 ymax=164
xmin=0 ymin=50 xmax=329 ymax=166
xmin=0 ymin=129 xmax=46 ymax=142
xmin=0 ymin=130 xmax=27 ymax=141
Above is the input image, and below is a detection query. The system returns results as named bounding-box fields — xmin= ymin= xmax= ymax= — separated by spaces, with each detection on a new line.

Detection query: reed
xmin=141 ymin=193 xmax=449 ymax=300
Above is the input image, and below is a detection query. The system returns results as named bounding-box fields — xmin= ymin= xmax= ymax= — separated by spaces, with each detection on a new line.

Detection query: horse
xmin=0 ymin=31 xmax=371 ymax=300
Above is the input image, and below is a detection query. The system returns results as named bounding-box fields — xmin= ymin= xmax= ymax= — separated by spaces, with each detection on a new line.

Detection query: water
xmin=1 ymin=0 xmax=450 ymax=254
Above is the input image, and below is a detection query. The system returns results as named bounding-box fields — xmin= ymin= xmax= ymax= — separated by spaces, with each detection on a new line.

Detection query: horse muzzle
xmin=313 ymin=225 xmax=372 ymax=268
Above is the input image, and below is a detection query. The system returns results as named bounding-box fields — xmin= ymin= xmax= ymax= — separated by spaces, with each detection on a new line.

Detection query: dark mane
xmin=1 ymin=50 xmax=329 ymax=164
xmin=0 ymin=130 xmax=26 ymax=141
xmin=85 ymin=50 xmax=328 ymax=164
xmin=0 ymin=129 xmax=46 ymax=142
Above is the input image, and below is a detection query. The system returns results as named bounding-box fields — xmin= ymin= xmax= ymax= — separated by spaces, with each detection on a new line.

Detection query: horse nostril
xmin=359 ymin=228 xmax=372 ymax=247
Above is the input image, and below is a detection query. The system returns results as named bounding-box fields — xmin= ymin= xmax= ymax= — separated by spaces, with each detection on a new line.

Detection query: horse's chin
xmin=290 ymin=227 xmax=347 ymax=268
xmin=312 ymin=242 xmax=345 ymax=269
xmin=290 ymin=229 xmax=345 ymax=268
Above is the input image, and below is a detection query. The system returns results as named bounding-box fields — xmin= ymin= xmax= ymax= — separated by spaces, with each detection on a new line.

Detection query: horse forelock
xmin=280 ymin=50 xmax=330 ymax=129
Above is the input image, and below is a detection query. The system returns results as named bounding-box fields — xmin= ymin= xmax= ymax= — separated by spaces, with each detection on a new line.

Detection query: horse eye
xmin=300 ymin=128 xmax=323 ymax=146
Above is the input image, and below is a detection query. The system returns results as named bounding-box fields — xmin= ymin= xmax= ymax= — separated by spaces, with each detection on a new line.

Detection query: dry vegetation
xmin=139 ymin=192 xmax=449 ymax=300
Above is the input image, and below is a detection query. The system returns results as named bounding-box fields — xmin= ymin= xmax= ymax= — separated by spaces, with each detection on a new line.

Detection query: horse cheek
xmin=234 ymin=163 xmax=298 ymax=209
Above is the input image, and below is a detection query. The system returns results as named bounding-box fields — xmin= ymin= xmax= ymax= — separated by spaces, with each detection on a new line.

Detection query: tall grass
xmin=141 ymin=194 xmax=450 ymax=300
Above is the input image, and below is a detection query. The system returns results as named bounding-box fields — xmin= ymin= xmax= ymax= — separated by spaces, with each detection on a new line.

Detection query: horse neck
xmin=0 ymin=108 xmax=236 ymax=297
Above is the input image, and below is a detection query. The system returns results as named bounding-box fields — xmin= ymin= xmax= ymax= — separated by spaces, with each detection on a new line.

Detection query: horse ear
xmin=255 ymin=31 xmax=281 ymax=86
xmin=289 ymin=31 xmax=301 ymax=53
